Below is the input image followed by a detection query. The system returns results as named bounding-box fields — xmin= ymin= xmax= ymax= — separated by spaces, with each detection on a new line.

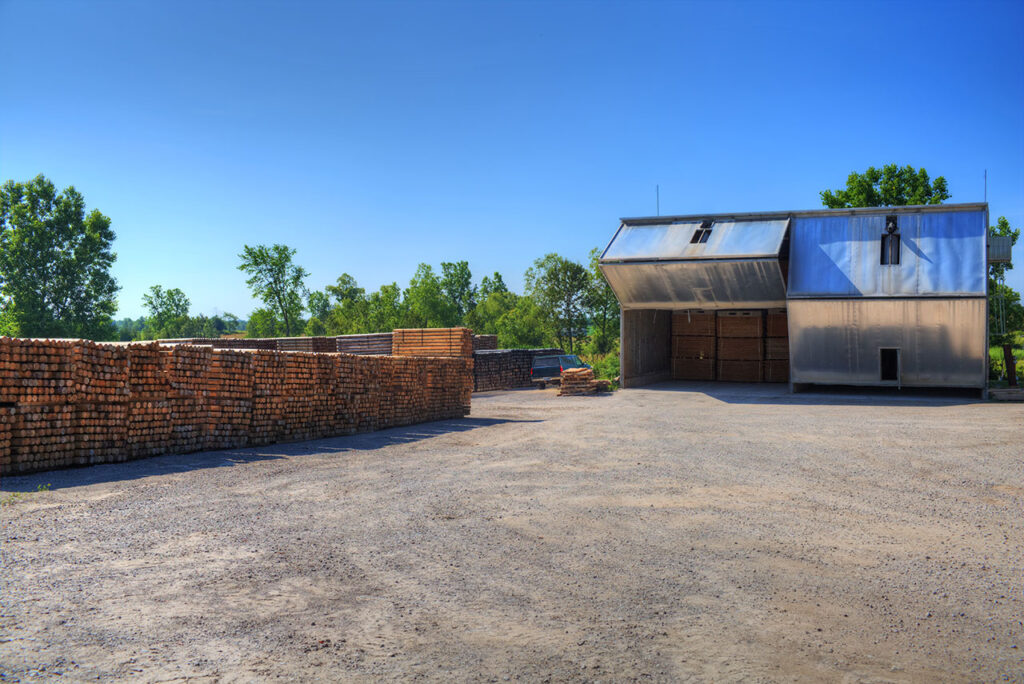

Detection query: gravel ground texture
xmin=2 ymin=382 xmax=1023 ymax=683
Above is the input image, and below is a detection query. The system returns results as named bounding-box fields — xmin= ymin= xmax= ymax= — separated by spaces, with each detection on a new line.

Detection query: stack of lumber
xmin=275 ymin=337 xmax=335 ymax=353
xmin=250 ymin=350 xmax=288 ymax=446
xmin=717 ymin=311 xmax=764 ymax=382
xmin=764 ymin=308 xmax=790 ymax=383
xmin=0 ymin=337 xmax=475 ymax=475
xmin=0 ymin=338 xmax=76 ymax=404
xmin=392 ymin=328 xmax=473 ymax=358
xmin=472 ymin=335 xmax=498 ymax=351
xmin=472 ymin=348 xmax=564 ymax=391
xmin=163 ymin=345 xmax=211 ymax=453
xmin=0 ymin=407 xmax=13 ymax=472
xmin=72 ymin=341 xmax=130 ymax=402
xmin=671 ymin=310 xmax=716 ymax=381
xmin=10 ymin=404 xmax=75 ymax=472
xmin=75 ymin=402 xmax=128 ymax=464
xmin=558 ymin=368 xmax=598 ymax=396
xmin=335 ymin=333 xmax=393 ymax=355
xmin=203 ymin=349 xmax=253 ymax=450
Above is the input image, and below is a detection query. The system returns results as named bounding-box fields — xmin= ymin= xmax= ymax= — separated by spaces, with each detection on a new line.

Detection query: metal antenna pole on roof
xmin=656 ymin=185 xmax=660 ymax=216
xmin=984 ymin=170 xmax=987 ymax=202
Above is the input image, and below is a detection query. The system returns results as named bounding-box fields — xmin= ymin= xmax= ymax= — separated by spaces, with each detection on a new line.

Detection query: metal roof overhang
xmin=599 ymin=219 xmax=789 ymax=309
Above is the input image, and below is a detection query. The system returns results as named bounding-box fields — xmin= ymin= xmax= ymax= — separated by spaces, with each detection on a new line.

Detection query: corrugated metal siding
xmin=601 ymin=260 xmax=787 ymax=309
xmin=788 ymin=298 xmax=986 ymax=388
xmin=788 ymin=210 xmax=986 ymax=297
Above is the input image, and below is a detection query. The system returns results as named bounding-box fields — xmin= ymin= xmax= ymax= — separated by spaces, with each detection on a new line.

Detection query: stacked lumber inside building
xmin=717 ymin=311 xmax=764 ymax=382
xmin=558 ymin=368 xmax=599 ymax=396
xmin=671 ymin=310 xmax=716 ymax=380
xmin=392 ymin=328 xmax=473 ymax=358
xmin=472 ymin=348 xmax=564 ymax=391
xmin=0 ymin=333 xmax=474 ymax=476
xmin=764 ymin=308 xmax=790 ymax=383
xmin=472 ymin=335 xmax=498 ymax=351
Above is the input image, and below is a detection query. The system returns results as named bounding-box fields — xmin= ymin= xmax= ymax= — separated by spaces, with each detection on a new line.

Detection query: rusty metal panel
xmin=788 ymin=298 xmax=986 ymax=388
xmin=600 ymin=259 xmax=787 ymax=309
xmin=602 ymin=220 xmax=788 ymax=261
xmin=788 ymin=210 xmax=987 ymax=297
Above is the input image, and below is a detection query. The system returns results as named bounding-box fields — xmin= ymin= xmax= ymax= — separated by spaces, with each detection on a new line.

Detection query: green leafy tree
xmin=820 ymin=164 xmax=949 ymax=208
xmin=405 ymin=264 xmax=452 ymax=328
xmin=326 ymin=273 xmax=365 ymax=304
xmin=141 ymin=285 xmax=191 ymax=338
xmin=307 ymin=290 xmax=332 ymax=323
xmin=303 ymin=316 xmax=327 ymax=336
xmin=440 ymin=260 xmax=476 ymax=324
xmin=365 ymin=283 xmax=406 ymax=332
xmin=478 ymin=271 xmax=508 ymax=300
xmin=525 ymin=253 xmax=591 ymax=353
xmin=0 ymin=174 xmax=119 ymax=339
xmin=495 ymin=297 xmax=550 ymax=349
xmin=584 ymin=247 xmax=620 ymax=354
xmin=989 ymin=216 xmax=1023 ymax=343
xmin=465 ymin=290 xmax=519 ymax=335
xmin=246 ymin=308 xmax=281 ymax=338
xmin=237 ymin=244 xmax=309 ymax=336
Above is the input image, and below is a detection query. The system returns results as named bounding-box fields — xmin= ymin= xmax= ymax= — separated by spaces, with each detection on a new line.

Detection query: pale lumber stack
xmin=392 ymin=328 xmax=473 ymax=358
xmin=764 ymin=308 xmax=790 ymax=383
xmin=716 ymin=311 xmax=764 ymax=382
xmin=671 ymin=311 xmax=716 ymax=381
xmin=558 ymin=368 xmax=599 ymax=396
xmin=336 ymin=333 xmax=393 ymax=355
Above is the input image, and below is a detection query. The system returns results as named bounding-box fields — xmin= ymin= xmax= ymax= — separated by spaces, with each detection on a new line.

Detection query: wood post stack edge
xmin=0 ymin=335 xmax=472 ymax=475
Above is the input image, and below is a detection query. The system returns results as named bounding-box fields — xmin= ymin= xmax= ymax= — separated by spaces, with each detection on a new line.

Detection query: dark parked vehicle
xmin=530 ymin=354 xmax=590 ymax=388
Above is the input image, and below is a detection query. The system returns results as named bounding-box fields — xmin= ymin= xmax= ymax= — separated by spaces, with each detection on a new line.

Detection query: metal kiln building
xmin=599 ymin=203 xmax=996 ymax=391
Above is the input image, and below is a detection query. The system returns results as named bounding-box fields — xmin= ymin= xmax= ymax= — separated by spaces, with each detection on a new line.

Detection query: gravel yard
xmin=2 ymin=383 xmax=1022 ymax=682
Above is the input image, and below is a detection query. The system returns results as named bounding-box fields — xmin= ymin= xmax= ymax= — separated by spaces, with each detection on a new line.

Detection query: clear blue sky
xmin=2 ymin=0 xmax=1022 ymax=319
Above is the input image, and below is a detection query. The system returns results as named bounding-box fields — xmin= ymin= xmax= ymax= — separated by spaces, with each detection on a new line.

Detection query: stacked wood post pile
xmin=0 ymin=337 xmax=475 ymax=475
xmin=250 ymin=350 xmax=289 ymax=446
xmin=0 ymin=337 xmax=76 ymax=404
xmin=472 ymin=335 xmax=498 ymax=351
xmin=0 ymin=406 xmax=13 ymax=472
xmin=717 ymin=311 xmax=764 ymax=382
xmin=203 ymin=349 xmax=253 ymax=450
xmin=671 ymin=310 xmax=716 ymax=381
xmin=472 ymin=348 xmax=564 ymax=391
xmin=335 ymin=333 xmax=393 ymax=355
xmin=73 ymin=341 xmax=130 ymax=402
xmin=764 ymin=308 xmax=790 ymax=383
xmin=275 ymin=337 xmax=337 ymax=353
xmin=392 ymin=328 xmax=474 ymax=358
xmin=558 ymin=368 xmax=599 ymax=396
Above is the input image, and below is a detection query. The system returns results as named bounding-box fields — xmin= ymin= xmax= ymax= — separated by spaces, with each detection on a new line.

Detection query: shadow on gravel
xmin=268 ymin=416 xmax=540 ymax=456
xmin=641 ymin=381 xmax=986 ymax=406
xmin=1 ymin=417 xmax=536 ymax=492
xmin=1 ymin=451 xmax=286 ymax=492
